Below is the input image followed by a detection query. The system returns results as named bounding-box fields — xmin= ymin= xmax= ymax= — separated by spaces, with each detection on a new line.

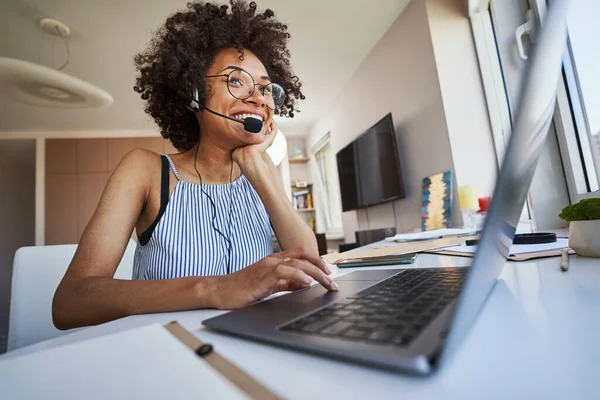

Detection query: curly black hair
xmin=133 ymin=0 xmax=304 ymax=152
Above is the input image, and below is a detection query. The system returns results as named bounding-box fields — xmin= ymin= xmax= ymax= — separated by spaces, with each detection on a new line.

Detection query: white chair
xmin=7 ymin=240 xmax=136 ymax=352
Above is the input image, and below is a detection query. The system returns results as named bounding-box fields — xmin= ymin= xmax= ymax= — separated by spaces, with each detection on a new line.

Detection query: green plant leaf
xmin=559 ymin=198 xmax=600 ymax=222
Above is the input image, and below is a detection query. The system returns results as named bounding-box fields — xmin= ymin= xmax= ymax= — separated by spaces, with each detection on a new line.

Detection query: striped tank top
xmin=132 ymin=155 xmax=273 ymax=280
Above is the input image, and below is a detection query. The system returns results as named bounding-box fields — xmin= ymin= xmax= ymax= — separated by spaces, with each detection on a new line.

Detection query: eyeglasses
xmin=206 ymin=67 xmax=286 ymax=110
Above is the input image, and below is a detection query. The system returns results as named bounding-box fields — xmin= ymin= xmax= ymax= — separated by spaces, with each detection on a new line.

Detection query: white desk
xmin=3 ymin=252 xmax=599 ymax=399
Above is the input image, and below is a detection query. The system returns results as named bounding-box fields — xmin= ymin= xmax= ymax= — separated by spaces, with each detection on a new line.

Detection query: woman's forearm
xmin=52 ymin=275 xmax=220 ymax=330
xmin=239 ymin=153 xmax=318 ymax=254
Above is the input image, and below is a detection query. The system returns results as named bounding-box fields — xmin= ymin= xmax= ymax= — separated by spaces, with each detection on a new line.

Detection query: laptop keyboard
xmin=280 ymin=268 xmax=467 ymax=346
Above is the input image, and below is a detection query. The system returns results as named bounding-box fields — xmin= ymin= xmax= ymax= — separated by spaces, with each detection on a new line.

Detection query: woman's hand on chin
xmin=232 ymin=119 xmax=277 ymax=168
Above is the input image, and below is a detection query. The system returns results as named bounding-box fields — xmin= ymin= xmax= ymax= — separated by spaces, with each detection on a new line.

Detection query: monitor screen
xmin=336 ymin=113 xmax=405 ymax=211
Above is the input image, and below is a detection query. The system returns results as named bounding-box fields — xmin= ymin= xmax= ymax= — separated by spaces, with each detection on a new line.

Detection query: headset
xmin=190 ymin=88 xmax=263 ymax=133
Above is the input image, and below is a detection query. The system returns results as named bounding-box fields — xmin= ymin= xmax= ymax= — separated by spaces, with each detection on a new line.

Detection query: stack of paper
xmin=443 ymin=237 xmax=570 ymax=255
xmin=385 ymin=228 xmax=477 ymax=242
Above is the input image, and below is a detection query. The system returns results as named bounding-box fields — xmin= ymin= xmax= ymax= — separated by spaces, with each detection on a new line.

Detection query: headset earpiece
xmin=190 ymin=88 xmax=201 ymax=111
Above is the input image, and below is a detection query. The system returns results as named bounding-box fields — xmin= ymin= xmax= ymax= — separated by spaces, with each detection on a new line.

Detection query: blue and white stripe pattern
xmin=132 ymin=155 xmax=273 ymax=279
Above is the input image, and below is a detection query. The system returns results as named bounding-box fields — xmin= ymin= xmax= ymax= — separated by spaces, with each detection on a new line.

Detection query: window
xmin=469 ymin=0 xmax=541 ymax=228
xmin=311 ymin=133 xmax=343 ymax=237
xmin=469 ymin=0 xmax=599 ymax=231
xmin=469 ymin=8 xmax=512 ymax=166
xmin=553 ymin=0 xmax=600 ymax=196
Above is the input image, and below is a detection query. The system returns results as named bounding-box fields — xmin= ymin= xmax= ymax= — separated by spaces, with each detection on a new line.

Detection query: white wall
xmin=307 ymin=0 xmax=462 ymax=242
xmin=427 ymin=0 xmax=498 ymax=197
xmin=307 ymin=0 xmax=497 ymax=242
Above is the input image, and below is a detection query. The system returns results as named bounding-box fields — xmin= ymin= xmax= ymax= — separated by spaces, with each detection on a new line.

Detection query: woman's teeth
xmin=232 ymin=113 xmax=263 ymax=122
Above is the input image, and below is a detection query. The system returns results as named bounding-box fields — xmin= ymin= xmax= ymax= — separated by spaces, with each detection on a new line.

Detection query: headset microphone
xmin=190 ymin=89 xmax=263 ymax=134
xmin=241 ymin=116 xmax=263 ymax=133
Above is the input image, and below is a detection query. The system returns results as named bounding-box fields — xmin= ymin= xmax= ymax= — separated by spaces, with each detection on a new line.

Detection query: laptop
xmin=203 ymin=0 xmax=572 ymax=375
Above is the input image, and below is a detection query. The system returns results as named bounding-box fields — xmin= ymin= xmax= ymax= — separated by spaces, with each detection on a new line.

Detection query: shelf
xmin=291 ymin=181 xmax=312 ymax=188
xmin=289 ymin=157 xmax=310 ymax=164
xmin=296 ymin=208 xmax=315 ymax=212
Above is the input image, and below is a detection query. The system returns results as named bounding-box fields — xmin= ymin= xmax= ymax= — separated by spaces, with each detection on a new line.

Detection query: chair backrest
xmin=354 ymin=227 xmax=397 ymax=247
xmin=7 ymin=240 xmax=136 ymax=352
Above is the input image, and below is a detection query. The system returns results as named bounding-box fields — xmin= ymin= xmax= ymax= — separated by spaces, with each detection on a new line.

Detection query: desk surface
xmin=3 ymin=251 xmax=600 ymax=399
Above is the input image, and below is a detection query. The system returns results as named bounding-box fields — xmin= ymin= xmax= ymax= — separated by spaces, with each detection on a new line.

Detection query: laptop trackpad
xmin=333 ymin=269 xmax=402 ymax=281
xmin=275 ymin=269 xmax=401 ymax=303
xmin=246 ymin=270 xmax=401 ymax=325
xmin=203 ymin=270 xmax=402 ymax=330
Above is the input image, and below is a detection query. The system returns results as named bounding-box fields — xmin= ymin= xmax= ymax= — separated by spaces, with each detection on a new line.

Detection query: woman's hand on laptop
xmin=213 ymin=248 xmax=338 ymax=309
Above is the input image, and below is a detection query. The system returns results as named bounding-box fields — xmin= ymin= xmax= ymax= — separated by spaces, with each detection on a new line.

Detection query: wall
xmin=307 ymin=0 xmax=461 ymax=242
xmin=426 ymin=0 xmax=498 ymax=196
xmin=0 ymin=140 xmax=35 ymax=351
xmin=289 ymin=163 xmax=311 ymax=184
xmin=45 ymin=137 xmax=177 ymax=244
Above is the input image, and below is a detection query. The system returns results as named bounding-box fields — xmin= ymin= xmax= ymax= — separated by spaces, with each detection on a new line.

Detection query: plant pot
xmin=569 ymin=220 xmax=600 ymax=257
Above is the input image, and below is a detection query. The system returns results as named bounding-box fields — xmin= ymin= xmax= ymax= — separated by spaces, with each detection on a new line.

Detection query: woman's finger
xmin=274 ymin=248 xmax=331 ymax=274
xmin=275 ymin=279 xmax=309 ymax=293
xmin=283 ymin=259 xmax=338 ymax=291
xmin=272 ymin=264 xmax=313 ymax=287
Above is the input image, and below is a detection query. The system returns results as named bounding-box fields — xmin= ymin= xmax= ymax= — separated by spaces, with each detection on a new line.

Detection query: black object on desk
xmin=466 ymin=232 xmax=557 ymax=246
xmin=195 ymin=343 xmax=214 ymax=358
xmin=339 ymin=242 xmax=359 ymax=252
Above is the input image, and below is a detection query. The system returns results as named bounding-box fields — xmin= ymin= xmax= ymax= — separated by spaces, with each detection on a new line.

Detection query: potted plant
xmin=559 ymin=198 xmax=600 ymax=257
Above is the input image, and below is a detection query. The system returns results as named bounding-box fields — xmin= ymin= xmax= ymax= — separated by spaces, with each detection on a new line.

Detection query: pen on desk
xmin=560 ymin=249 xmax=569 ymax=272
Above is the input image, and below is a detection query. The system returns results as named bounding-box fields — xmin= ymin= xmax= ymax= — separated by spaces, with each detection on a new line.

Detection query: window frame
xmin=469 ymin=9 xmax=512 ymax=168
xmin=311 ymin=133 xmax=344 ymax=239
xmin=469 ymin=1 xmax=537 ymax=227
xmin=532 ymin=0 xmax=600 ymax=200
xmin=470 ymin=0 xmax=600 ymax=229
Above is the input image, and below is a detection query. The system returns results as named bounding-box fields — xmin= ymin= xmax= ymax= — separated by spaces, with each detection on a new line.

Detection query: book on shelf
xmin=293 ymin=194 xmax=306 ymax=209
xmin=292 ymin=193 xmax=314 ymax=210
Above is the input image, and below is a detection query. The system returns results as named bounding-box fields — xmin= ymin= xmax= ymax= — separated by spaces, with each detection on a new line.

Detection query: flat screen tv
xmin=336 ymin=113 xmax=405 ymax=212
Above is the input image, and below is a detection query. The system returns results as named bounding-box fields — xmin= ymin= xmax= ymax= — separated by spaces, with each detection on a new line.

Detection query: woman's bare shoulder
xmin=115 ymin=148 xmax=163 ymax=181
xmin=120 ymin=147 xmax=162 ymax=165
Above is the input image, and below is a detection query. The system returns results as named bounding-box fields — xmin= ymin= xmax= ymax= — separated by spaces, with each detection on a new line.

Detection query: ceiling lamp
xmin=0 ymin=18 xmax=113 ymax=108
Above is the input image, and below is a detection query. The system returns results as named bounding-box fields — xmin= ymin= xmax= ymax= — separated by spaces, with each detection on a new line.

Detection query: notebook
xmin=0 ymin=322 xmax=278 ymax=400
xmin=322 ymin=235 xmax=478 ymax=264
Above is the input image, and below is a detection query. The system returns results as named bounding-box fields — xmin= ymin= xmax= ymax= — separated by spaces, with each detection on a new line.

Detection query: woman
xmin=52 ymin=0 xmax=337 ymax=330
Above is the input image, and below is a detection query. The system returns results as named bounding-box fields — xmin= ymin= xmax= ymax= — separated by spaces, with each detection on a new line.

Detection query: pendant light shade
xmin=0 ymin=57 xmax=113 ymax=108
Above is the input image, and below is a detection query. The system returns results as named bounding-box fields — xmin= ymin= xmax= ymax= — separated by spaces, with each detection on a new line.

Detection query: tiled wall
xmin=45 ymin=137 xmax=178 ymax=245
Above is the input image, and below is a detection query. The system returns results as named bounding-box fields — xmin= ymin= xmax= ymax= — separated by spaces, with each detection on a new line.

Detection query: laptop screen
xmin=441 ymin=0 xmax=573 ymax=366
